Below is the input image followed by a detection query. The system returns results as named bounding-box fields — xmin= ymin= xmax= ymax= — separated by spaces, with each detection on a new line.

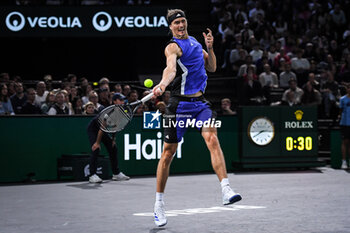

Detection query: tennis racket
xmin=97 ymin=92 xmax=154 ymax=133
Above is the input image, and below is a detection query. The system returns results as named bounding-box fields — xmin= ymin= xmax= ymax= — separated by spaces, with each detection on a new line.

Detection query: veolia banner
xmin=0 ymin=7 xmax=169 ymax=37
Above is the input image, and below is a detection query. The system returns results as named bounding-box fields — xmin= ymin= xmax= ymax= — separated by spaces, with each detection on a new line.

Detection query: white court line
xmin=133 ymin=205 xmax=266 ymax=217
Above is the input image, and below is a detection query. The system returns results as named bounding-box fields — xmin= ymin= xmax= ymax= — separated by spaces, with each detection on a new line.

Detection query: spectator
xmin=238 ymin=55 xmax=256 ymax=78
xmin=234 ymin=4 xmax=248 ymax=22
xmin=10 ymin=82 xmax=27 ymax=114
xmin=0 ymin=73 xmax=10 ymax=83
xmin=98 ymin=87 xmax=111 ymax=108
xmin=79 ymin=77 xmax=89 ymax=89
xmin=259 ymin=29 xmax=275 ymax=50
xmin=309 ymin=59 xmax=318 ymax=74
xmin=62 ymin=89 xmax=74 ymax=115
xmin=242 ymin=65 xmax=258 ymax=83
xmin=328 ymin=40 xmax=342 ymax=61
xmin=21 ymin=88 xmax=42 ymax=114
xmin=300 ymin=82 xmax=322 ymax=106
xmin=43 ymin=75 xmax=53 ymax=91
xmin=88 ymin=90 xmax=102 ymax=113
xmin=280 ymin=91 xmax=299 ymax=106
xmin=70 ymin=86 xmax=79 ymax=102
xmin=0 ymin=83 xmax=14 ymax=115
xmin=63 ymin=83 xmax=72 ymax=97
xmin=67 ymin=74 xmax=77 ymax=86
xmin=304 ymin=42 xmax=316 ymax=61
xmin=256 ymin=54 xmax=272 ymax=75
xmin=83 ymin=102 xmax=96 ymax=115
xmin=272 ymin=16 xmax=288 ymax=34
xmin=274 ymin=48 xmax=290 ymax=70
xmin=72 ymin=96 xmax=84 ymax=115
xmin=232 ymin=49 xmax=248 ymax=76
xmin=279 ymin=63 xmax=297 ymax=89
xmin=248 ymin=1 xmax=264 ymax=22
xmin=81 ymin=84 xmax=93 ymax=105
xmin=291 ymin=49 xmax=310 ymax=86
xmin=249 ymin=43 xmax=263 ymax=63
xmin=268 ymin=44 xmax=279 ymax=64
xmin=99 ymin=77 xmax=110 ymax=86
xmin=48 ymin=91 xmax=71 ymax=115
xmin=128 ymin=90 xmax=139 ymax=103
xmin=114 ymin=84 xmax=122 ymax=93
xmin=229 ymin=43 xmax=245 ymax=66
xmin=7 ymin=80 xmax=16 ymax=97
xmin=259 ymin=64 xmax=278 ymax=88
xmin=282 ymin=79 xmax=304 ymax=104
xmin=34 ymin=81 xmax=48 ymax=107
xmin=320 ymin=71 xmax=339 ymax=118
xmin=291 ymin=49 xmax=310 ymax=72
xmin=123 ymin=85 xmax=131 ymax=97
xmin=259 ymin=64 xmax=278 ymax=104
xmin=304 ymin=73 xmax=320 ymax=90
xmin=329 ymin=4 xmax=346 ymax=28
xmin=325 ymin=54 xmax=337 ymax=76
xmin=41 ymin=91 xmax=56 ymax=114
xmin=339 ymin=54 xmax=350 ymax=83
xmin=243 ymin=68 xmax=264 ymax=105
xmin=218 ymin=98 xmax=235 ymax=115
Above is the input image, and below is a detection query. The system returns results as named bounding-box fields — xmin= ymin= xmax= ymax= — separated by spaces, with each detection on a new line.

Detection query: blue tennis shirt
xmin=169 ymin=36 xmax=208 ymax=96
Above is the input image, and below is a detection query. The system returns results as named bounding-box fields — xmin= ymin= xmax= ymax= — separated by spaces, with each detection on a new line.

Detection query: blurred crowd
xmin=211 ymin=0 xmax=350 ymax=119
xmin=0 ymin=73 xmax=170 ymax=116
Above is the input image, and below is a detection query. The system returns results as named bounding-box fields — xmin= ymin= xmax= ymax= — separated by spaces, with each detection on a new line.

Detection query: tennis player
xmin=152 ymin=9 xmax=242 ymax=227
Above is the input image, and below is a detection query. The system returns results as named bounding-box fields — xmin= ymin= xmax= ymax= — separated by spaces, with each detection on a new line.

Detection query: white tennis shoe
xmin=222 ymin=186 xmax=242 ymax=205
xmin=341 ymin=160 xmax=348 ymax=169
xmin=112 ymin=172 xmax=130 ymax=181
xmin=89 ymin=174 xmax=102 ymax=183
xmin=154 ymin=201 xmax=167 ymax=227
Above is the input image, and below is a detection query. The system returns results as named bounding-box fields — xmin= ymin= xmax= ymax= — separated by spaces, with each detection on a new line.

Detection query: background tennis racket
xmin=97 ymin=92 xmax=154 ymax=133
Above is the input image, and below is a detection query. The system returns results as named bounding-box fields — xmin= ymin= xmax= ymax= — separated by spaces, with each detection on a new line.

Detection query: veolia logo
xmin=92 ymin=11 xmax=112 ymax=31
xmin=6 ymin=12 xmax=25 ymax=31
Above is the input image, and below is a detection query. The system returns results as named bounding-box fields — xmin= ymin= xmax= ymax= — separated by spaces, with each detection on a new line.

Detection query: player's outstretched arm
xmin=153 ymin=43 xmax=180 ymax=96
xmin=203 ymin=28 xmax=217 ymax=72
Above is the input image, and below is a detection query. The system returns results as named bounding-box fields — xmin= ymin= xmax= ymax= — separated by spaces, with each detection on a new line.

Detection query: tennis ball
xmin=144 ymin=79 xmax=153 ymax=88
xmin=93 ymin=82 xmax=98 ymax=86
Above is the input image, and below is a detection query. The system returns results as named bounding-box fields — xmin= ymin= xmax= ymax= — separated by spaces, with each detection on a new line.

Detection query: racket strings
xmin=98 ymin=105 xmax=132 ymax=133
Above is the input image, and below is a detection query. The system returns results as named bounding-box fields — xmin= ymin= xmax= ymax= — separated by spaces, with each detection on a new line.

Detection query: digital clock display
xmin=285 ymin=136 xmax=313 ymax=151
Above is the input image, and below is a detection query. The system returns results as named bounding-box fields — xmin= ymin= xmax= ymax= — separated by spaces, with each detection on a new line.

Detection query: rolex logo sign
xmin=294 ymin=110 xmax=303 ymax=121
xmin=285 ymin=110 xmax=313 ymax=129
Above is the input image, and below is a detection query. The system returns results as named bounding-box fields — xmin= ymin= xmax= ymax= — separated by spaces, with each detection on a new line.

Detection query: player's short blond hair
xmin=167 ymin=9 xmax=186 ymax=24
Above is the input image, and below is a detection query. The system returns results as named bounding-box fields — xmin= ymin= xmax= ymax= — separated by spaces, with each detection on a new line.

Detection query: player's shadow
xmin=66 ymin=182 xmax=107 ymax=190
xmin=149 ymin=228 xmax=168 ymax=233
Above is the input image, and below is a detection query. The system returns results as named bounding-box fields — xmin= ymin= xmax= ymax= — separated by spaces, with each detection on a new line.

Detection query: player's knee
xmin=161 ymin=144 xmax=178 ymax=162
xmin=203 ymin=132 xmax=219 ymax=147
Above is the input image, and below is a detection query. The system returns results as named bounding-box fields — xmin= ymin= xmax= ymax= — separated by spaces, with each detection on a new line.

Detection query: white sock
xmin=156 ymin=192 xmax=164 ymax=202
xmin=220 ymin=178 xmax=230 ymax=191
